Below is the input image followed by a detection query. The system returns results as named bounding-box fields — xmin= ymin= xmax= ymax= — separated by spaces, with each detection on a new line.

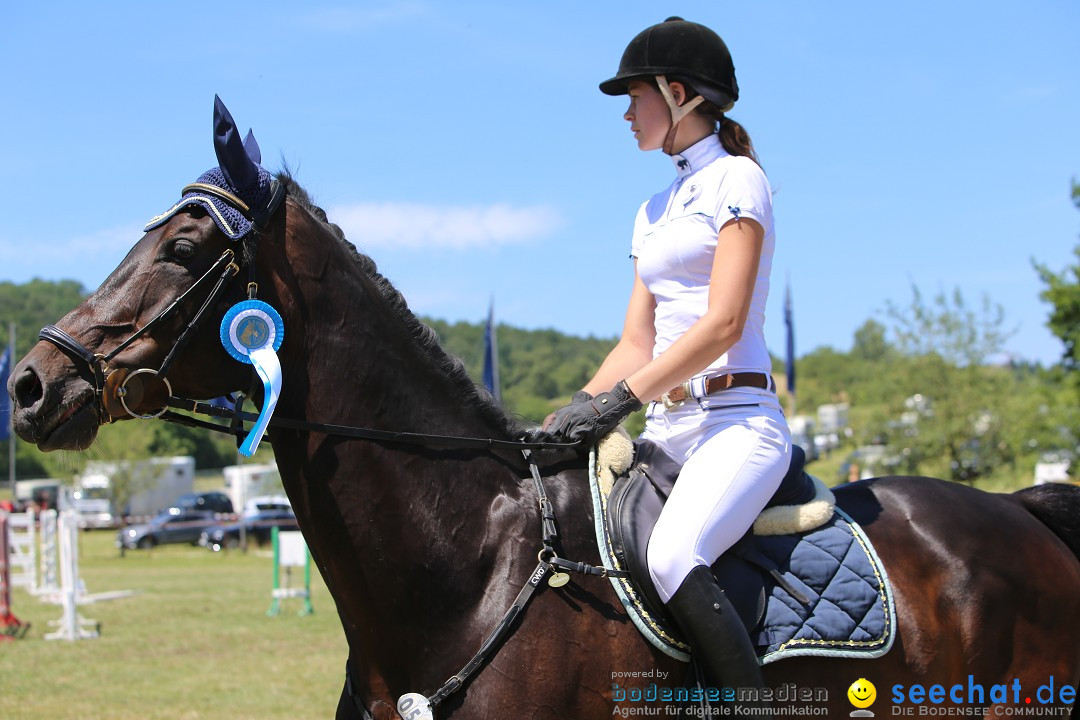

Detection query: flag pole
xmin=784 ymin=278 xmax=796 ymax=419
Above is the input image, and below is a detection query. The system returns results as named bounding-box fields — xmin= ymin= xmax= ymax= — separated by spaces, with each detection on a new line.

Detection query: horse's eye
xmin=171 ymin=239 xmax=196 ymax=260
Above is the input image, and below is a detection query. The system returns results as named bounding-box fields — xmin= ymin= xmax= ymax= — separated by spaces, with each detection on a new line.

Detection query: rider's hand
xmin=544 ymin=381 xmax=642 ymax=445
xmin=542 ymin=390 xmax=593 ymax=431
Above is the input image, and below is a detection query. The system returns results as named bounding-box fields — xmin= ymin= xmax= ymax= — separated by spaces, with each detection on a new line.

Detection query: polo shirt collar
xmin=671 ymin=134 xmax=728 ymax=179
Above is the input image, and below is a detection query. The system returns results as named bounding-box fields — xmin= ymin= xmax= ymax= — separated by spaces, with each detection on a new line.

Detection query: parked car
xmin=117 ymin=509 xmax=221 ymax=550
xmin=241 ymin=494 xmax=291 ymax=517
xmin=199 ymin=510 xmax=299 ymax=551
xmin=173 ymin=491 xmax=234 ymax=514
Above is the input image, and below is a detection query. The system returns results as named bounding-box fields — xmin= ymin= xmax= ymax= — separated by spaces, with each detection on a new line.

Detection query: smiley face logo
xmin=847 ymin=678 xmax=877 ymax=709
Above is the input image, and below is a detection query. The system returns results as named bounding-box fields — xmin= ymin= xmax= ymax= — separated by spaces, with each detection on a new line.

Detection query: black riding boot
xmin=666 ymin=565 xmax=765 ymax=694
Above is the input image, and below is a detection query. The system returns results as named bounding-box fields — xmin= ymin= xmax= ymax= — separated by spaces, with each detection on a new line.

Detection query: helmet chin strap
xmin=657 ymin=74 xmax=704 ymax=155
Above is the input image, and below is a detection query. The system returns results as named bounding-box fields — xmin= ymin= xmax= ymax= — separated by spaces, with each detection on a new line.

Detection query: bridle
xmin=38 ymin=178 xmax=287 ymax=424
xmin=40 ymin=247 xmax=242 ymax=422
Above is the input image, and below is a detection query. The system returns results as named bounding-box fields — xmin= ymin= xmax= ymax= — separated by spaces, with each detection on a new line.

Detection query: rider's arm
xmin=622 ymin=216 xmax=764 ymax=403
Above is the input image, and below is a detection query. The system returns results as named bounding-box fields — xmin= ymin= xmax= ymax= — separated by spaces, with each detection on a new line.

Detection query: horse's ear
xmin=243 ymin=129 xmax=262 ymax=165
xmin=213 ymin=95 xmax=260 ymax=191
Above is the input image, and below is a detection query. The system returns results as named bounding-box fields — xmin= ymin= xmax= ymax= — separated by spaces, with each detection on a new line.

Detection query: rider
xmin=543 ymin=17 xmax=792 ymax=693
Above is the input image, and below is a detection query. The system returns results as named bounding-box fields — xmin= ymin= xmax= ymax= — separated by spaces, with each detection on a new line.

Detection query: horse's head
xmin=8 ymin=97 xmax=287 ymax=451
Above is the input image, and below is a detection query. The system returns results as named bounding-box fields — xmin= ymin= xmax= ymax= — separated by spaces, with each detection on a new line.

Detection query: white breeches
xmin=641 ymin=389 xmax=791 ymax=604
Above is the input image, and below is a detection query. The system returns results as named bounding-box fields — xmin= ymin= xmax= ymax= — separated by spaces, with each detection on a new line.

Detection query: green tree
xmin=795 ymin=319 xmax=899 ymax=412
xmin=851 ymin=319 xmax=891 ymax=363
xmin=1 ymin=279 xmax=91 ymax=479
xmin=883 ymin=287 xmax=1016 ymax=482
xmin=1035 ymin=180 xmax=1080 ymax=375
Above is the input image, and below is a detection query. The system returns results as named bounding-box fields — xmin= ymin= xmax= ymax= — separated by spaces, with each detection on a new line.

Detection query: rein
xmin=162 ymin=396 xmax=579 ymax=452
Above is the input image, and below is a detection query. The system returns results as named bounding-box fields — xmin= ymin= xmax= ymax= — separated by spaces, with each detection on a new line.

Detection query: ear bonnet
xmin=144 ymin=95 xmax=285 ymax=240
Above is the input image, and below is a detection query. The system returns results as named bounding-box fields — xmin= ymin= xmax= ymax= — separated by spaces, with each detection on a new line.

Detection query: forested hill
xmin=5 ymin=279 xmax=1076 ymax=489
xmin=424 ymin=317 xmax=617 ymax=423
xmin=0 ymin=279 xmax=88 ymax=359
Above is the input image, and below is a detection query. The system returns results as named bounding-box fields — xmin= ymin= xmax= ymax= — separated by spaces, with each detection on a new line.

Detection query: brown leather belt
xmin=660 ymin=372 xmax=775 ymax=409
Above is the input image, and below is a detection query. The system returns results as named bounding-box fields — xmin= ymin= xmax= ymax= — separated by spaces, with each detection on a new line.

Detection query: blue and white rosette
xmin=220 ymin=299 xmax=284 ymax=457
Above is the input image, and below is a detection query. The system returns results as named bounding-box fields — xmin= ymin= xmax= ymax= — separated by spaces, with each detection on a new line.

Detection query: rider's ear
xmin=669 ymin=81 xmax=688 ymax=107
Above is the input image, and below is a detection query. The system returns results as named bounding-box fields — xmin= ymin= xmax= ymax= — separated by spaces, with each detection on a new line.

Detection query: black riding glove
xmin=541 ymin=390 xmax=592 ymax=431
xmin=546 ymin=381 xmax=642 ymax=445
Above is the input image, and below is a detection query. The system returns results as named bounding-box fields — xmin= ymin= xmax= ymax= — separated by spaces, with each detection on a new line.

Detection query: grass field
xmin=0 ymin=530 xmax=347 ymax=720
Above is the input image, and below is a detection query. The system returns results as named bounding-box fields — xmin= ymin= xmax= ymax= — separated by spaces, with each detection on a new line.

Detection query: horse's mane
xmin=273 ymin=172 xmax=524 ymax=439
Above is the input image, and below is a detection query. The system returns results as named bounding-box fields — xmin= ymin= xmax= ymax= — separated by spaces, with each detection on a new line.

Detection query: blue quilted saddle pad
xmin=749 ymin=508 xmax=896 ymax=664
xmin=589 ymin=450 xmax=896 ymax=665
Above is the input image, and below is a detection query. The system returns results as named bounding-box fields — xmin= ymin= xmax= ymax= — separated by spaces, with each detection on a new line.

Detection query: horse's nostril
xmin=13 ymin=366 xmax=44 ymax=410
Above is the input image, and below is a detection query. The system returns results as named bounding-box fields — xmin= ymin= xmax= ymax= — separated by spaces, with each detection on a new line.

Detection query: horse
xmin=8 ymin=106 xmax=1080 ymax=719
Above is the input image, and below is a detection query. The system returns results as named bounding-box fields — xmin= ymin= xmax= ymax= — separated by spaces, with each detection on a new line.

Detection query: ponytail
xmin=718 ymin=116 xmax=760 ymax=167
xmin=685 ymin=89 xmax=761 ymax=168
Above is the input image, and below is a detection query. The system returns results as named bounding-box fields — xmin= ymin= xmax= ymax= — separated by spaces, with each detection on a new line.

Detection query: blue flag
xmin=0 ymin=345 xmax=11 ymax=441
xmin=482 ymin=301 xmax=501 ymax=402
xmin=784 ymin=282 xmax=796 ymax=397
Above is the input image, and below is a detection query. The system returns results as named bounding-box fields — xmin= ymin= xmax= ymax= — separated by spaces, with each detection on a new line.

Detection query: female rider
xmin=543 ymin=17 xmax=792 ymax=692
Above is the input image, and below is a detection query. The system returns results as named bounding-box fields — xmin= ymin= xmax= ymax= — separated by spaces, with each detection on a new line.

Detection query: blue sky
xmin=2 ymin=2 xmax=1078 ymax=367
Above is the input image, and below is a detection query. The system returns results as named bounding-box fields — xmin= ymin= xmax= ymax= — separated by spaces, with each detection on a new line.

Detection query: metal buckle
xmin=107 ymin=368 xmax=173 ymax=419
xmin=661 ymin=381 xmax=692 ymax=410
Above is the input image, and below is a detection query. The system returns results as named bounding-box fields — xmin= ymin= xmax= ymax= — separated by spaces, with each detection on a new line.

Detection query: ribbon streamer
xmin=239 ymin=346 xmax=281 ymax=457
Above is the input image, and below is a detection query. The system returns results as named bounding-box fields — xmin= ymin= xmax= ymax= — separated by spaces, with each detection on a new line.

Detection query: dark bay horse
xmin=8 ymin=145 xmax=1080 ymax=717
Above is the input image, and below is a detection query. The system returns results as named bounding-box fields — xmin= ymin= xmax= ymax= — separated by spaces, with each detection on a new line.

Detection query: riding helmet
xmin=599 ymin=17 xmax=739 ymax=111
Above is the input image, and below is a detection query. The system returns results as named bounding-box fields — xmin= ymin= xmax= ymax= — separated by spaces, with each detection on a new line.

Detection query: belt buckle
xmin=661 ymin=381 xmax=692 ymax=410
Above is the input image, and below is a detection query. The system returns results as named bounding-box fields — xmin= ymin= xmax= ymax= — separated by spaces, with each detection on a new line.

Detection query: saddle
xmin=591 ymin=431 xmax=895 ymax=663
xmin=607 ymin=440 xmax=819 ymax=632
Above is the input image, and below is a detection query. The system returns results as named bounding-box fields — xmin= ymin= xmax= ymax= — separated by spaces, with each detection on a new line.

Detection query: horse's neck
xmin=271 ymin=208 xmax=512 ymax=440
xmin=269 ymin=263 xmax=530 ymax=678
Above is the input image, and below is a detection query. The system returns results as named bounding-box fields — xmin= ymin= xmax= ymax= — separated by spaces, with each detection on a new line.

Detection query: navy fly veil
xmin=144 ymin=96 xmax=278 ymax=240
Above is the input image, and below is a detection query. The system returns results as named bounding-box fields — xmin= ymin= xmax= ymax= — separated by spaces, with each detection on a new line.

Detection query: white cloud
xmin=1 ymin=223 xmax=143 ymax=287
xmin=328 ymin=201 xmax=564 ymax=251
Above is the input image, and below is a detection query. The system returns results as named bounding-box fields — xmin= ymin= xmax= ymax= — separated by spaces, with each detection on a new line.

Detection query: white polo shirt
xmin=630 ymin=133 xmax=775 ymax=380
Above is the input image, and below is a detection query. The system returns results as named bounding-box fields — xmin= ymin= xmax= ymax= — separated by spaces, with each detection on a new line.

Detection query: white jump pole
xmin=44 ymin=511 xmax=98 ymax=641
xmin=34 ymin=509 xmax=58 ymax=598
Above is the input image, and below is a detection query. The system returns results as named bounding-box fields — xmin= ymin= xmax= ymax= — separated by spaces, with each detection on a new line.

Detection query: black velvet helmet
xmin=599 ymin=17 xmax=739 ymax=111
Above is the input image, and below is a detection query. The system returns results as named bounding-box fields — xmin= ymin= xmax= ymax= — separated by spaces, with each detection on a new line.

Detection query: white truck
xmin=223 ymin=462 xmax=284 ymax=515
xmin=12 ymin=478 xmax=64 ymax=512
xmin=73 ymin=456 xmax=196 ymax=529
